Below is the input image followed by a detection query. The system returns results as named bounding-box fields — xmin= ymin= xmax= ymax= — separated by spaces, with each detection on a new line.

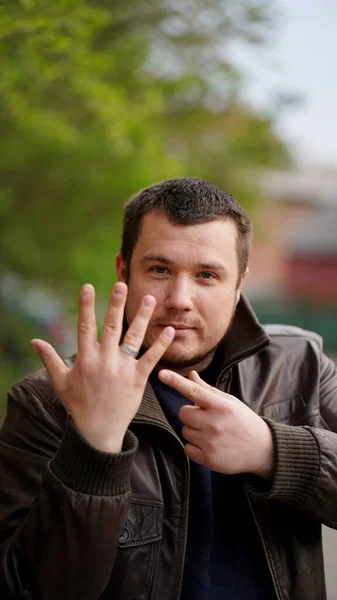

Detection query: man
xmin=0 ymin=177 xmax=336 ymax=600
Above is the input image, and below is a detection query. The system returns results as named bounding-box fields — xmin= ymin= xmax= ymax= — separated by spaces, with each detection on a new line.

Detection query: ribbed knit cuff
xmin=243 ymin=418 xmax=320 ymax=505
xmin=50 ymin=419 xmax=138 ymax=496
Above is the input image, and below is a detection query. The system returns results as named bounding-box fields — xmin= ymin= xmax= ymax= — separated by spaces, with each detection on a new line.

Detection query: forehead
xmin=133 ymin=211 xmax=238 ymax=266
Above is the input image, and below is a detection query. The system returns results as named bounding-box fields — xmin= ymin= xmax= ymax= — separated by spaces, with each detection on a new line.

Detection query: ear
xmin=116 ymin=252 xmax=127 ymax=283
xmin=235 ymin=267 xmax=249 ymax=305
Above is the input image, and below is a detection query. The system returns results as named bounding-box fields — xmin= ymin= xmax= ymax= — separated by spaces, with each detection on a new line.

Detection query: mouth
xmin=160 ymin=322 xmax=194 ymax=329
xmin=158 ymin=323 xmax=195 ymax=336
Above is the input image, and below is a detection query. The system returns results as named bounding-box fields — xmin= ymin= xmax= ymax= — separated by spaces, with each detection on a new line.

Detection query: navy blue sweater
xmin=150 ymin=365 xmax=275 ymax=600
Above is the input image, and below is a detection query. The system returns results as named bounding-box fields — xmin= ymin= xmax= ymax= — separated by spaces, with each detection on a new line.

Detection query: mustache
xmin=152 ymin=315 xmax=201 ymax=328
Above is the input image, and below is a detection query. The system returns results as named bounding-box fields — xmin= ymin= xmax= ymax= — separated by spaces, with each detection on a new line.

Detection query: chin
xmin=157 ymin=358 xmax=196 ymax=370
xmin=156 ymin=346 xmax=191 ymax=367
xmin=157 ymin=345 xmax=215 ymax=371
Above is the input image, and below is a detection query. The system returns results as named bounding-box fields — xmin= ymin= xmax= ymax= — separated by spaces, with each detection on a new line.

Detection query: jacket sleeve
xmin=244 ymin=352 xmax=337 ymax=529
xmin=0 ymin=381 xmax=138 ymax=600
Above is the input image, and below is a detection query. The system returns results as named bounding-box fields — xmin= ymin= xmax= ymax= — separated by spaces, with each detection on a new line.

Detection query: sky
xmin=233 ymin=0 xmax=337 ymax=167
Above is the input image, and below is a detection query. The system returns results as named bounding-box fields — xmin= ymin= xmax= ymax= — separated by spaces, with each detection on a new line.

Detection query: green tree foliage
xmin=0 ymin=0 xmax=289 ymax=292
xmin=0 ymin=0 xmax=290 ymax=403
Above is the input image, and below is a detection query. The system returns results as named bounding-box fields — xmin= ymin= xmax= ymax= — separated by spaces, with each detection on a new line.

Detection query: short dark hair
xmin=121 ymin=177 xmax=252 ymax=284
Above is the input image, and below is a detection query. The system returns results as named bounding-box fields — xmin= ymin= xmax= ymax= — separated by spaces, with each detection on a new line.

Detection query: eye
xmin=198 ymin=271 xmax=216 ymax=280
xmin=150 ymin=266 xmax=169 ymax=275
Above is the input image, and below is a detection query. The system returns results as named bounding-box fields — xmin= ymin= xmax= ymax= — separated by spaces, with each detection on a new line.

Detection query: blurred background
xmin=0 ymin=0 xmax=336 ymax=594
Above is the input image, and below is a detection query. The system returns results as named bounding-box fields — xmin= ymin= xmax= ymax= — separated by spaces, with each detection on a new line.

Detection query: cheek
xmin=126 ymin=279 xmax=165 ymax=321
xmin=125 ymin=284 xmax=143 ymax=322
xmin=144 ymin=281 xmax=167 ymax=308
xmin=125 ymin=299 xmax=136 ymax=326
xmin=202 ymin=291 xmax=236 ymax=319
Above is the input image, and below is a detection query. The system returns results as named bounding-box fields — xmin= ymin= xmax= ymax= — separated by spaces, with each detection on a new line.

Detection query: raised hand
xmin=31 ymin=282 xmax=175 ymax=452
xmin=158 ymin=369 xmax=275 ymax=480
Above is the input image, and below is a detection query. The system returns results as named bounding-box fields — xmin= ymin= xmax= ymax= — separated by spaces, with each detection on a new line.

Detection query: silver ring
xmin=120 ymin=342 xmax=138 ymax=359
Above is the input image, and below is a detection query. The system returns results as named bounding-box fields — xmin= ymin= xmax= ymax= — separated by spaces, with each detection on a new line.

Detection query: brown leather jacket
xmin=1 ymin=296 xmax=337 ymax=600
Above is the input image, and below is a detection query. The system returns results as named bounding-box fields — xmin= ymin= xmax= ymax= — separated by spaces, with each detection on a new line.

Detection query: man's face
xmin=116 ymin=211 xmax=247 ymax=373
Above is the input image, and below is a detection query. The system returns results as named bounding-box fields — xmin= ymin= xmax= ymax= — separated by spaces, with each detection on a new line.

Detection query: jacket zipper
xmin=177 ymin=450 xmax=190 ymax=600
xmin=133 ymin=420 xmax=190 ymax=600
xmin=134 ymin=338 xmax=269 ymax=598
xmin=244 ymin=490 xmax=282 ymax=600
xmin=137 ymin=418 xmax=281 ymax=600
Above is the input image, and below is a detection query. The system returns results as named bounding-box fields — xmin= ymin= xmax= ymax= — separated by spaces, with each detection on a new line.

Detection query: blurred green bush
xmin=0 ymin=0 xmax=291 ymax=414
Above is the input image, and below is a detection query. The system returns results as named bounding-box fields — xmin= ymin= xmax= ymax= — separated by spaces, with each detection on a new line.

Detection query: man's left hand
xmin=158 ymin=369 xmax=275 ymax=480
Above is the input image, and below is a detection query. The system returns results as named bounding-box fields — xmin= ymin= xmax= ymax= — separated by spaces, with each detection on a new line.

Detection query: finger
xmin=179 ymin=405 xmax=203 ymax=428
xmin=188 ymin=371 xmax=205 ymax=385
xmin=158 ymin=369 xmax=215 ymax=409
xmin=31 ymin=339 xmax=68 ymax=392
xmin=182 ymin=425 xmax=201 ymax=444
xmin=184 ymin=443 xmax=205 ymax=466
xmin=138 ymin=326 xmax=175 ymax=375
xmin=189 ymin=370 xmax=200 ymax=383
xmin=101 ymin=282 xmax=128 ymax=349
xmin=189 ymin=370 xmax=220 ymax=393
xmin=189 ymin=370 xmax=232 ymax=400
xmin=121 ymin=295 xmax=157 ymax=355
xmin=77 ymin=284 xmax=98 ymax=356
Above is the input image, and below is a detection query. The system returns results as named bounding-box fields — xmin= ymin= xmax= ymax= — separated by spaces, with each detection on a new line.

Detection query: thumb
xmin=31 ymin=339 xmax=68 ymax=391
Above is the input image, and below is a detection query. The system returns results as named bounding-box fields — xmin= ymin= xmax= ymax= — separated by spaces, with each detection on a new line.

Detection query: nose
xmin=165 ymin=275 xmax=193 ymax=311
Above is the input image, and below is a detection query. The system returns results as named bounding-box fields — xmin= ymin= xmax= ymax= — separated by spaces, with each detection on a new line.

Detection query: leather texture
xmin=0 ymin=296 xmax=336 ymax=600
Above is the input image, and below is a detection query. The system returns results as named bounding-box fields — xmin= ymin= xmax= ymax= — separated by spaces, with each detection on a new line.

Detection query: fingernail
xmin=190 ymin=370 xmax=199 ymax=379
xmin=30 ymin=340 xmax=40 ymax=351
xmin=159 ymin=370 xmax=170 ymax=382
xmin=144 ymin=296 xmax=155 ymax=308
xmin=114 ymin=283 xmax=125 ymax=296
xmin=81 ymin=284 xmax=93 ymax=298
xmin=165 ymin=326 xmax=175 ymax=339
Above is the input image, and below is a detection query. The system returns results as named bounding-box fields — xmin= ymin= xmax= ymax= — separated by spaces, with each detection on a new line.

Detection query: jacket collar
xmin=133 ymin=294 xmax=270 ymax=425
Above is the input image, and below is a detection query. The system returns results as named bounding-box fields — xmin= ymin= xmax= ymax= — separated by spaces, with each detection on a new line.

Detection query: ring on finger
xmin=120 ymin=342 xmax=138 ymax=359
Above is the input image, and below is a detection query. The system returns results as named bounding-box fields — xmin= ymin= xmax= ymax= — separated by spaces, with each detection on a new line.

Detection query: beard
xmin=156 ymin=343 xmax=219 ymax=370
xmin=152 ymin=298 xmax=238 ymax=371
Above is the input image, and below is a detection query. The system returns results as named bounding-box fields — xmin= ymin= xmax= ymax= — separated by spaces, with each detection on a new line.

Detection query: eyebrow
xmin=140 ymin=254 xmax=227 ymax=272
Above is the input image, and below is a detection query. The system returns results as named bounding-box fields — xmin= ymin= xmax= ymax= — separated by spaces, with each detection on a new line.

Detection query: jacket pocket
xmin=118 ymin=501 xmax=162 ymax=549
xmin=102 ymin=500 xmax=163 ymax=600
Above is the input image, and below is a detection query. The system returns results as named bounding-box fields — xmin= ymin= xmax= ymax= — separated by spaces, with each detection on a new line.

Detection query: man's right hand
xmin=31 ymin=282 xmax=175 ymax=453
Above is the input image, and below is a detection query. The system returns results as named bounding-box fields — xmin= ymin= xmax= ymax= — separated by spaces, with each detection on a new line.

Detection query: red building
xmin=246 ymin=168 xmax=337 ymax=307
xmin=287 ymin=208 xmax=337 ymax=305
